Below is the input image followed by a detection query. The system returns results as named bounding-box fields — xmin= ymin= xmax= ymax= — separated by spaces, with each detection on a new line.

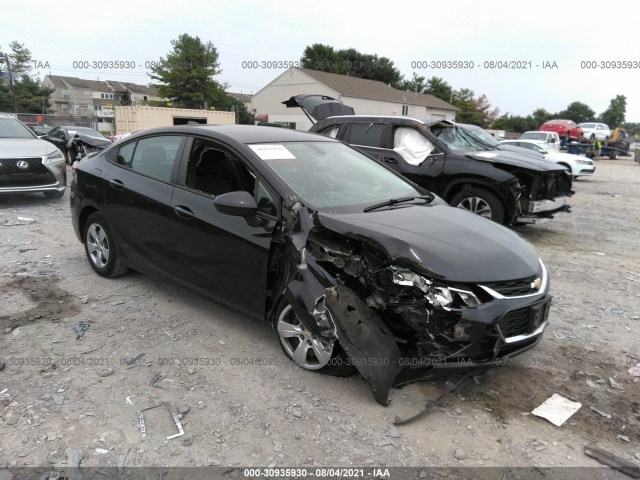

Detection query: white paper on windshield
xmin=249 ymin=144 xmax=296 ymax=160
xmin=393 ymin=127 xmax=433 ymax=166
xmin=475 ymin=152 xmax=499 ymax=159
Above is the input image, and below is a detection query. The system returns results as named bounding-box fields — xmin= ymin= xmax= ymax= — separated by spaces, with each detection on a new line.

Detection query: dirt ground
xmin=1 ymin=156 xmax=639 ymax=475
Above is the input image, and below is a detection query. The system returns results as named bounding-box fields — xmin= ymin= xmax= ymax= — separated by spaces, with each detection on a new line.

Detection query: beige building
xmin=114 ymin=106 xmax=235 ymax=135
xmin=251 ymin=68 xmax=458 ymax=130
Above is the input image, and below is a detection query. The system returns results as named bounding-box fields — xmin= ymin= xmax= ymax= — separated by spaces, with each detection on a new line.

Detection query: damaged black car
xmin=71 ymin=125 xmax=551 ymax=405
xmin=283 ymin=94 xmax=574 ymax=225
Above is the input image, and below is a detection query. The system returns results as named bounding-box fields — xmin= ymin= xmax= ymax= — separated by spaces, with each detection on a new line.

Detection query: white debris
xmin=531 ymin=393 xmax=582 ymax=427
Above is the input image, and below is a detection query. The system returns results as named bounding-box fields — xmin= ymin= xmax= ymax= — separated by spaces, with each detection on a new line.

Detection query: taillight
xmin=71 ymin=161 xmax=78 ymax=173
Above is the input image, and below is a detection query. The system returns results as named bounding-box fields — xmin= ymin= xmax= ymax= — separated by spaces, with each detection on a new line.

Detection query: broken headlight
xmin=386 ymin=266 xmax=482 ymax=310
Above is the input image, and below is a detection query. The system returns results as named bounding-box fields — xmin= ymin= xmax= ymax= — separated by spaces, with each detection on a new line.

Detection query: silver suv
xmin=0 ymin=114 xmax=66 ymax=198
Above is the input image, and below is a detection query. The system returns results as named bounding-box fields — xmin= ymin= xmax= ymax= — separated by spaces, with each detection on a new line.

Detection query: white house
xmin=251 ymin=68 xmax=458 ymax=130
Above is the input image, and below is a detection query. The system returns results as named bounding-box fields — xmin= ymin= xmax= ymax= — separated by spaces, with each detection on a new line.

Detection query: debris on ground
xmin=583 ymin=445 xmax=640 ymax=478
xmin=96 ymin=368 xmax=114 ymax=377
xmin=590 ymin=406 xmax=612 ymax=419
xmin=72 ymin=319 xmax=92 ymax=339
xmin=150 ymin=372 xmax=166 ymax=388
xmin=531 ymin=393 xmax=582 ymax=426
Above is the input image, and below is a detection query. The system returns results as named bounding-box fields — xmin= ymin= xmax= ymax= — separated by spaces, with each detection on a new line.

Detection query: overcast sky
xmin=2 ymin=0 xmax=638 ymax=121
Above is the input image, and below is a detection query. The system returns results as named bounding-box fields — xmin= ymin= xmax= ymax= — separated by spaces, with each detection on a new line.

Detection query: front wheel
xmin=83 ymin=213 xmax=128 ymax=278
xmin=275 ymin=302 xmax=355 ymax=377
xmin=450 ymin=187 xmax=505 ymax=224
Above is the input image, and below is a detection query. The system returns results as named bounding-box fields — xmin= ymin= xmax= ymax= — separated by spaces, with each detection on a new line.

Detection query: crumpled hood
xmin=466 ymin=150 xmax=566 ymax=173
xmin=318 ymin=204 xmax=540 ymax=283
xmin=0 ymin=139 xmax=59 ymax=157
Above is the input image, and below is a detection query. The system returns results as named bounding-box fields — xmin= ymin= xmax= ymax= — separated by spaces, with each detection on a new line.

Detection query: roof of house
xmin=298 ymin=68 xmax=458 ymax=111
xmin=44 ymin=75 xmax=157 ymax=96
xmin=228 ymin=92 xmax=253 ymax=104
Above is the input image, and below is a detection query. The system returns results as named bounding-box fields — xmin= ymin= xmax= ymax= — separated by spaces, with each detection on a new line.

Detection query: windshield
xmin=579 ymin=123 xmax=595 ymax=129
xmin=460 ymin=125 xmax=499 ymax=146
xmin=431 ymin=123 xmax=492 ymax=151
xmin=0 ymin=117 xmax=37 ymax=139
xmin=251 ymin=142 xmax=419 ymax=210
xmin=521 ymin=132 xmax=547 ymax=141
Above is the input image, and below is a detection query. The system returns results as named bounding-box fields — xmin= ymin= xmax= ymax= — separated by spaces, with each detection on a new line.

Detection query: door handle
xmin=382 ymin=157 xmax=398 ymax=164
xmin=109 ymin=179 xmax=124 ymax=190
xmin=173 ymin=205 xmax=194 ymax=219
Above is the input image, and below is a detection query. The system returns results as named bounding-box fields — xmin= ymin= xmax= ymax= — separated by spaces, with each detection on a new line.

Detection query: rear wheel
xmin=83 ymin=213 xmax=128 ymax=278
xmin=275 ymin=302 xmax=355 ymax=377
xmin=450 ymin=187 xmax=505 ymax=224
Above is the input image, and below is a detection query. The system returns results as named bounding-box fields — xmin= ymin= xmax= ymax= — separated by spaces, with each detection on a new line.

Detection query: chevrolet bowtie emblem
xmin=531 ymin=277 xmax=542 ymax=290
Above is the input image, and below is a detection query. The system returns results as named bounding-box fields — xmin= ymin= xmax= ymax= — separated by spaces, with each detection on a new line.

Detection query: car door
xmin=167 ymin=136 xmax=278 ymax=318
xmin=44 ymin=127 xmax=68 ymax=155
xmin=102 ymin=134 xmax=185 ymax=277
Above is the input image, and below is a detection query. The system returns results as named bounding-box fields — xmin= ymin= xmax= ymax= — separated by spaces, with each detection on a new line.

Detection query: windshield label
xmin=475 ymin=152 xmax=499 ymax=158
xmin=249 ymin=144 xmax=296 ymax=160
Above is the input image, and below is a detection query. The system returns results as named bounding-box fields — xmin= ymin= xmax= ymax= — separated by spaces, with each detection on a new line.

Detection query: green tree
xmin=0 ymin=41 xmax=53 ymax=113
xmin=149 ymin=33 xmax=225 ymax=109
xmin=397 ymin=72 xmax=426 ymax=93
xmin=300 ymin=43 xmax=403 ymax=86
xmin=475 ymin=94 xmax=500 ymax=127
xmin=452 ymin=88 xmax=481 ymax=124
xmin=531 ymin=108 xmax=553 ymax=129
xmin=491 ymin=114 xmax=536 ymax=133
xmin=424 ymin=76 xmax=453 ymax=102
xmin=558 ymin=101 xmax=595 ymax=123
xmin=598 ymin=95 xmax=626 ymax=127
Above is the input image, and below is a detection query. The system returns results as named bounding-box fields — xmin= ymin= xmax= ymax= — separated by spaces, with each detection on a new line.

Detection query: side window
xmin=185 ymin=139 xmax=256 ymax=198
xmin=256 ymin=179 xmax=277 ymax=216
xmin=127 ymin=136 xmax=182 ymax=182
xmin=346 ymin=123 xmax=386 ymax=147
xmin=116 ymin=142 xmax=135 ymax=167
xmin=319 ymin=126 xmax=340 ymax=138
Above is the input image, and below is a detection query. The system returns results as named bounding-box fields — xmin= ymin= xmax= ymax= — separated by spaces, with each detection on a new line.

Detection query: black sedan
xmin=43 ymin=126 xmax=111 ymax=164
xmin=70 ymin=125 xmax=552 ymax=405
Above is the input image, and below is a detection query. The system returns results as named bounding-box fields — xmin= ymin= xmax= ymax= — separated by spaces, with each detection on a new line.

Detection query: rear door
xmin=102 ymin=135 xmax=185 ymax=276
xmin=167 ymin=136 xmax=278 ymax=317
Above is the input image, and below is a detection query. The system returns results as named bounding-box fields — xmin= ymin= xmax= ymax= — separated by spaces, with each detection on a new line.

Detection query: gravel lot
xmin=1 ymin=156 xmax=639 ymax=474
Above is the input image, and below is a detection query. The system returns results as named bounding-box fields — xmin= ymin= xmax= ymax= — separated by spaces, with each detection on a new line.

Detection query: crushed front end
xmin=513 ymin=170 xmax=573 ymax=223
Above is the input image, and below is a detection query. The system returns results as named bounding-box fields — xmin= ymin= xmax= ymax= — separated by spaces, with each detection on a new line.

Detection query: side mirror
xmin=214 ymin=191 xmax=258 ymax=217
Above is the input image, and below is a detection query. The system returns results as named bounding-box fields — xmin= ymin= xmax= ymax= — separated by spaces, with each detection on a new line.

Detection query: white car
xmin=500 ymin=139 xmax=595 ymax=178
xmin=0 ymin=114 xmax=67 ymax=198
xmin=519 ymin=131 xmax=561 ymax=152
xmin=578 ymin=122 xmax=610 ymax=141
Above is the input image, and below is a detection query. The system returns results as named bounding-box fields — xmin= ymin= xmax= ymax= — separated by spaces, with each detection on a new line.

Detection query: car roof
xmin=503 ymin=139 xmax=545 ymax=144
xmin=136 ymin=124 xmax=335 ymax=144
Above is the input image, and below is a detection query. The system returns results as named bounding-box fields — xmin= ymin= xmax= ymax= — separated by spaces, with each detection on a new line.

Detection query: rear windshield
xmin=521 ymin=132 xmax=546 ymax=141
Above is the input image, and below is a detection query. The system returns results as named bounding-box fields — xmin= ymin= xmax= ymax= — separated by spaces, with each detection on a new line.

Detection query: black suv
xmin=284 ymin=95 xmax=574 ymax=225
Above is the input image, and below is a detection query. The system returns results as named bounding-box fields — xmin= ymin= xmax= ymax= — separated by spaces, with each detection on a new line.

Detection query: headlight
xmin=389 ymin=266 xmax=482 ymax=310
xmin=43 ymin=149 xmax=64 ymax=164
xmin=577 ymin=159 xmax=592 ymax=165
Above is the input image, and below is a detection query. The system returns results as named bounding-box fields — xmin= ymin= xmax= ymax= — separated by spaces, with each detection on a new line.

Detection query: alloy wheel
xmin=277 ymin=305 xmax=333 ymax=370
xmin=456 ymin=196 xmax=493 ymax=218
xmin=86 ymin=223 xmax=110 ymax=269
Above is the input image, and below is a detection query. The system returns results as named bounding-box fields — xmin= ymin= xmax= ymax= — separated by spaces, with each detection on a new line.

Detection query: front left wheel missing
xmin=276 ymin=302 xmax=356 ymax=376
xmin=83 ymin=213 xmax=128 ymax=278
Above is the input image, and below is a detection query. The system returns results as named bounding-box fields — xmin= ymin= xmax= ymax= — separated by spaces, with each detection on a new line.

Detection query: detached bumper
xmin=517 ymin=196 xmax=571 ymax=223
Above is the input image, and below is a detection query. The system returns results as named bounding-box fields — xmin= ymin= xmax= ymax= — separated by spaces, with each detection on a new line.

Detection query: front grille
xmin=496 ymin=306 xmax=531 ymax=337
xmin=534 ymin=173 xmax=572 ymax=200
xmin=483 ymin=275 xmax=537 ymax=296
xmin=0 ymin=157 xmax=54 ymax=188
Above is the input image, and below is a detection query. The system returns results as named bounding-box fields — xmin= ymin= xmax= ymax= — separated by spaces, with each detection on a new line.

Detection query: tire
xmin=450 ymin=186 xmax=505 ymax=224
xmin=609 ymin=150 xmax=618 ymax=160
xmin=275 ymin=300 xmax=356 ymax=377
xmin=590 ymin=134 xmax=595 ymax=140
xmin=83 ymin=213 xmax=128 ymax=278
xmin=43 ymin=189 xmax=65 ymax=199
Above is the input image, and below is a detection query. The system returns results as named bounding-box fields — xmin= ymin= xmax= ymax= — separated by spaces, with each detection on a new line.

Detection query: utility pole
xmin=0 ymin=51 xmax=18 ymax=113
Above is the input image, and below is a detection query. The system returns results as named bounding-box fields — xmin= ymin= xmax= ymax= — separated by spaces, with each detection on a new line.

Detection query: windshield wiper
xmin=364 ymin=194 xmax=434 ymax=212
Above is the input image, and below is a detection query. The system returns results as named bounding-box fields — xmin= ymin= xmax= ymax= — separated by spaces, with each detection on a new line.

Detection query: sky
xmin=2 ymin=0 xmax=638 ymax=121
